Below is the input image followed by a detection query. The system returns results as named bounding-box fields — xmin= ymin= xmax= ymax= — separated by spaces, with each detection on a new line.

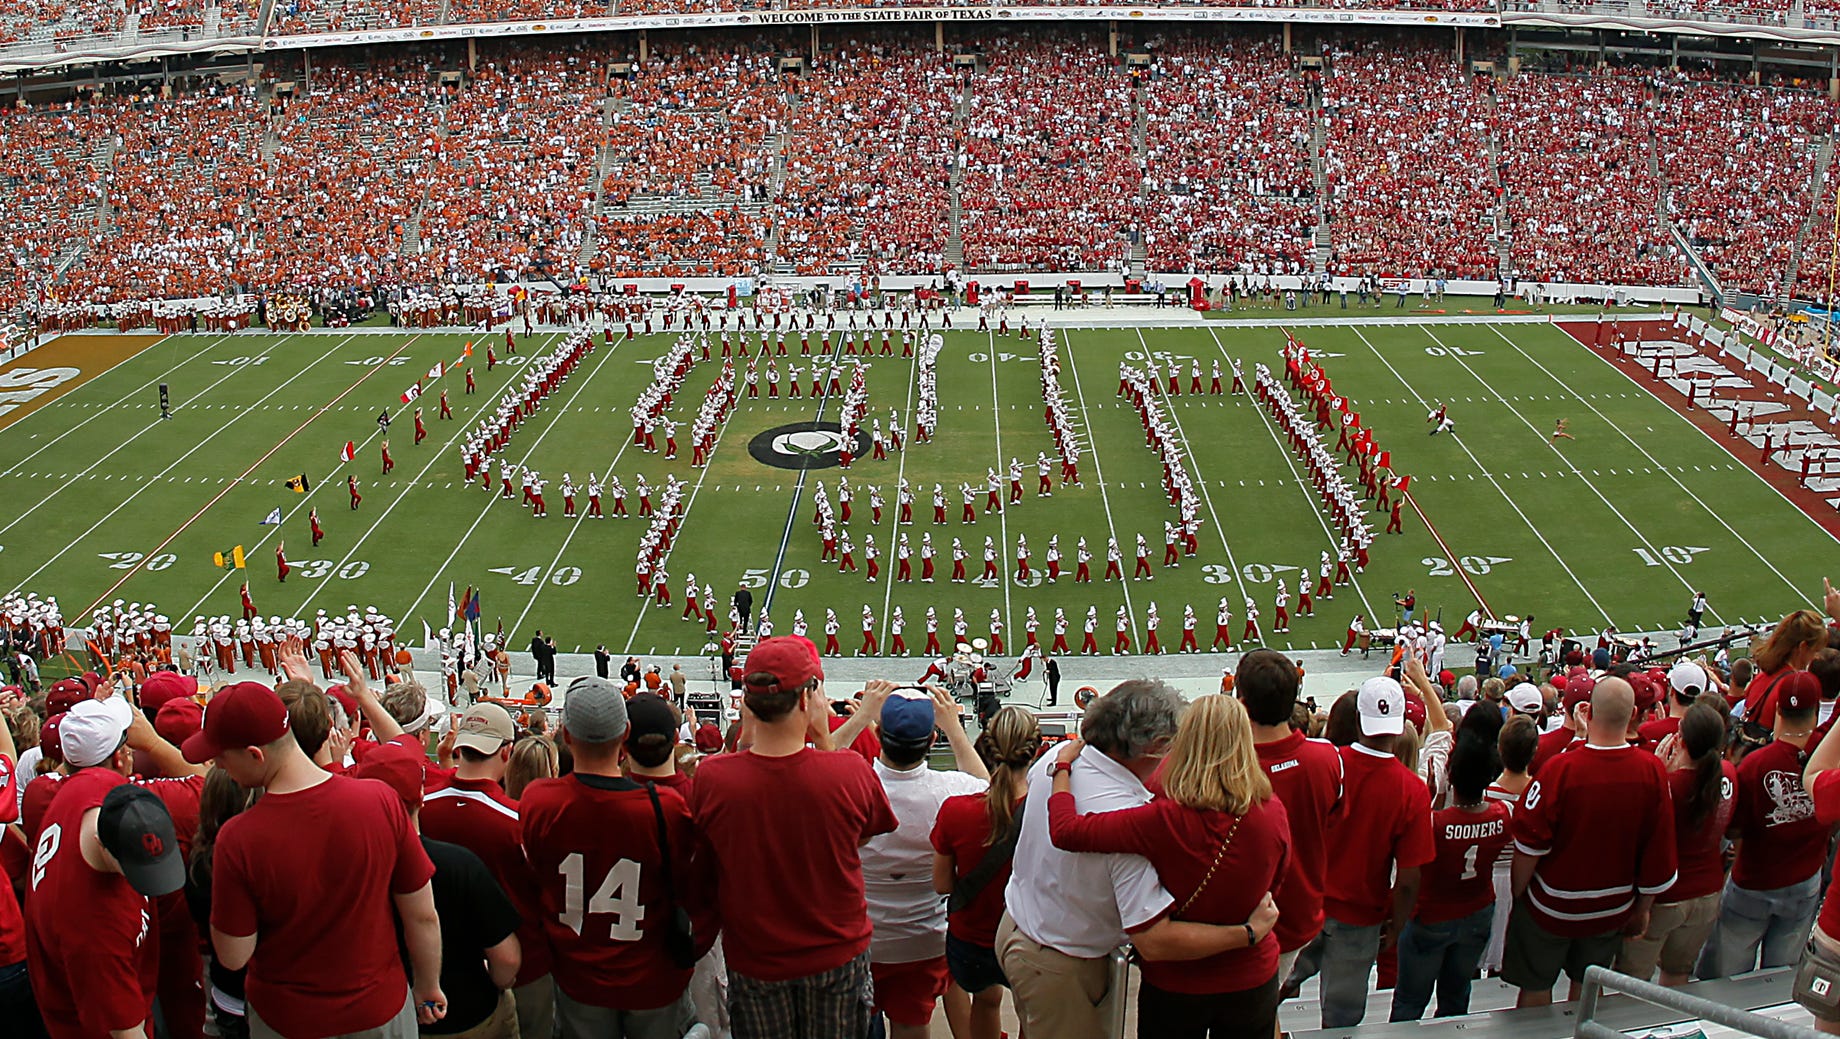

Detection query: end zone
xmin=0 ymin=334 xmax=167 ymax=433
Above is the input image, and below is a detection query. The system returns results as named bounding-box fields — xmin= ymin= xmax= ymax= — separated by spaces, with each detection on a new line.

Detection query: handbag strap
xmin=645 ymin=782 xmax=679 ymax=907
xmin=947 ymin=800 xmax=1027 ymax=914
xmin=1176 ymin=815 xmax=1241 ymax=919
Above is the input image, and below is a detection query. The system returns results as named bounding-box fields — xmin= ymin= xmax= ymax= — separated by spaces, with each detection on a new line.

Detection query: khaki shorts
xmin=1501 ymin=898 xmax=1622 ymax=993
xmin=1615 ymin=892 xmax=1720 ymax=981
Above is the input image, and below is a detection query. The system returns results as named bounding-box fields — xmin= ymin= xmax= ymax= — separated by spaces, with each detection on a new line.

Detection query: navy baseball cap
xmin=880 ymin=690 xmax=937 ymax=747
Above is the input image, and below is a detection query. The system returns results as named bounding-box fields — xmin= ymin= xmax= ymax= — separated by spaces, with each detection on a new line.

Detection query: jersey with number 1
xmin=518 ymin=773 xmax=696 ymax=1010
xmin=1412 ymin=801 xmax=1512 ymax=924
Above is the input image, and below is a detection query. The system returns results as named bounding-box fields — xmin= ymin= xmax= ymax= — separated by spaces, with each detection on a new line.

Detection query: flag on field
xmin=260 ymin=508 xmax=282 ymax=526
xmin=423 ymin=619 xmax=434 ymax=649
xmin=213 ymin=550 xmax=226 ymax=568
xmin=233 ymin=546 xmax=246 ymax=569
xmin=464 ymin=341 xmax=473 ymax=357
xmin=427 ymin=361 xmax=443 ymax=381
xmin=1377 ymin=450 xmax=1391 ymax=470
xmin=1392 ymin=475 xmax=1413 ymax=492
xmin=284 ymin=472 xmax=311 ymax=493
xmin=447 ymin=583 xmax=456 ymax=628
xmin=339 ymin=441 xmax=355 ymax=463
xmin=456 ymin=586 xmax=472 ymax=622
xmin=401 ymin=383 xmax=423 ymax=405
xmin=464 ymin=588 xmax=480 ymax=623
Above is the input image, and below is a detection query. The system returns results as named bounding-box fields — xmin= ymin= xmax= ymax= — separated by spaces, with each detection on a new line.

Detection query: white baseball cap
xmin=1357 ymin=677 xmax=1405 ymax=737
xmin=1506 ymin=682 xmax=1545 ymax=714
xmin=61 ymin=697 xmax=135 ymax=768
xmin=1668 ymin=661 xmax=1710 ymax=700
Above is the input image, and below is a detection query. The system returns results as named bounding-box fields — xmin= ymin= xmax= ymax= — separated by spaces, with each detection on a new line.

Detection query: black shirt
xmin=420 ymin=837 xmax=522 ymax=1035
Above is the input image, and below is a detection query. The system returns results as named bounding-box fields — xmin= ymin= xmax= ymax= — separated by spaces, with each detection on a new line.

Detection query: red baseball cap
xmin=1779 ymin=671 xmax=1824 ymax=715
xmin=182 ymin=682 xmax=291 ymax=763
xmin=39 ymin=712 xmax=65 ymax=765
xmin=1403 ymin=694 xmax=1427 ymax=732
xmin=354 ymin=739 xmax=426 ymax=812
xmin=742 ymin=636 xmax=824 ymax=692
xmin=1628 ymin=673 xmax=1660 ymax=714
xmin=324 ymin=684 xmax=359 ymax=727
xmin=155 ymin=698 xmax=205 ymax=747
xmin=46 ymin=678 xmax=91 ymax=716
xmin=1562 ymin=675 xmax=1597 ymax=712
xmin=694 ymin=721 xmax=724 ymax=754
xmin=139 ymin=671 xmax=199 ymax=714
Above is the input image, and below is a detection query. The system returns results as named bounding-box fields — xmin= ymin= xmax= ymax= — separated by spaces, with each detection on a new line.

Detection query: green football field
xmin=1 ymin=316 xmax=1834 ymax=656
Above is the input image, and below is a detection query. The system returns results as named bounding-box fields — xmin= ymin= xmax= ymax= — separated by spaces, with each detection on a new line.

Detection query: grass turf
xmin=0 ymin=317 xmax=1832 ymax=656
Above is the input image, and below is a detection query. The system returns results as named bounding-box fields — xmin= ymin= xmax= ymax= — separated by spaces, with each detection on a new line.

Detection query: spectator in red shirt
xmin=689 ymin=636 xmax=896 ymax=1039
xmin=1287 ymin=676 xmax=1435 ymax=1029
xmin=1700 ymin=671 xmax=1832 ymax=979
xmin=1640 ymin=662 xmax=1713 ymax=749
xmin=1506 ymin=676 xmax=1677 ymax=1008
xmin=1235 ymin=648 xmax=1342 ymax=995
xmin=1528 ymin=676 xmax=1591 ymax=776
xmin=1046 ymin=694 xmax=1287 ymax=1037
xmin=0 ymin=690 xmax=36 ymax=1039
xmin=1738 ymin=609 xmax=1827 ymax=730
xmin=1793 ymin=691 xmax=1840 ymax=1033
xmin=184 ymin=680 xmax=445 ymax=1039
xmin=521 ymin=678 xmax=703 ymax=1039
xmin=930 ymin=706 xmax=1042 ymax=1039
xmin=24 ymin=695 xmax=178 ymax=1039
xmin=1616 ymin=702 xmax=1734 ymax=986
xmin=420 ymin=702 xmax=554 ymax=1039
xmin=1391 ymin=706 xmax=1511 ymax=1021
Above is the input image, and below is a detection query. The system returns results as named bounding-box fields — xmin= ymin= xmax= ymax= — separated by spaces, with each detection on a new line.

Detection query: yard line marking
xmin=179 ymin=334 xmax=502 ymax=622
xmin=515 ymin=336 xmax=671 ymax=648
xmin=0 ymin=331 xmax=241 ymax=472
xmin=1134 ymin=328 xmax=1249 ymax=608
xmin=877 ymin=339 xmax=921 ymax=648
xmin=284 ymin=334 xmax=566 ymax=622
xmin=986 ymin=331 xmax=1014 ymax=642
xmin=1060 ymin=329 xmax=1137 ymax=644
xmin=0 ymin=332 xmax=299 ymax=539
xmin=1206 ymin=326 xmax=1376 ymax=620
xmin=403 ymin=332 xmax=631 ymax=632
xmin=1346 ymin=326 xmax=1614 ymax=627
xmin=761 ymin=335 xmax=852 ymax=618
xmin=1421 ymin=324 xmax=1707 ymax=614
xmin=68 ymin=333 xmax=385 ymax=619
xmin=1490 ymin=323 xmax=1811 ymax=606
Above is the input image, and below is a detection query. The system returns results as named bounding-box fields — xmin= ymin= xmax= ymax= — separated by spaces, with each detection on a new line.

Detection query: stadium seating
xmin=1138 ymin=35 xmax=1316 ymax=276
xmin=959 ymin=33 xmax=1139 ymax=273
xmin=1648 ymin=71 xmax=1834 ymax=298
xmin=1497 ymin=71 xmax=1688 ymax=287
xmin=773 ymin=37 xmax=956 ymax=276
xmin=1320 ymin=40 xmax=1500 ymax=280
xmin=0 ymin=97 xmax=119 ymax=315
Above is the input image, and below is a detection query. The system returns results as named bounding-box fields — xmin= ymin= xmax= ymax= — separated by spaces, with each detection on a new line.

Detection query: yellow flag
xmin=213 ymin=551 xmax=226 ymax=568
xmin=232 ymin=546 xmax=246 ymax=570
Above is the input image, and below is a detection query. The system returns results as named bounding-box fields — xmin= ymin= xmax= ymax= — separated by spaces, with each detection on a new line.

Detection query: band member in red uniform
xmin=440 ymin=388 xmax=453 ymax=417
xmin=277 ymin=541 xmax=291 ymax=582
xmin=381 ymin=440 xmax=394 ymax=475
xmin=241 ymin=582 xmax=258 ymax=621
xmin=413 ymin=408 xmax=427 ymax=445
xmin=348 ymin=475 xmax=362 ymax=510
xmin=465 ymin=367 xmax=476 ymax=394
xmin=309 ymin=506 xmax=324 ymax=547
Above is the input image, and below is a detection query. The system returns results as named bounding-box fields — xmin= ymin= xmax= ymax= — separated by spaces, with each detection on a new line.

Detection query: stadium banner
xmin=259 ymin=5 xmax=1500 ymax=50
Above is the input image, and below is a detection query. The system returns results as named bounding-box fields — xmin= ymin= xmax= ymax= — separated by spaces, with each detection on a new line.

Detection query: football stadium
xmin=8 ymin=5 xmax=1840 ymax=1039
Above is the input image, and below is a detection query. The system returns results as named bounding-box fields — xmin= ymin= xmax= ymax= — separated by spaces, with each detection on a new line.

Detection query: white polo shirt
xmin=863 ymin=759 xmax=986 ymax=964
xmin=1004 ymin=751 xmax=1173 ymax=959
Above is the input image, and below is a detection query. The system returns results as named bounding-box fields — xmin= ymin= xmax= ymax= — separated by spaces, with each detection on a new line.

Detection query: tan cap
xmin=453 ymin=702 xmax=515 ymax=754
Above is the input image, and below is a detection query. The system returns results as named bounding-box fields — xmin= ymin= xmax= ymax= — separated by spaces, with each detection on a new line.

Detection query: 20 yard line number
xmin=99 ymin=551 xmax=176 ymax=571
xmin=1424 ymin=555 xmax=1513 ymax=577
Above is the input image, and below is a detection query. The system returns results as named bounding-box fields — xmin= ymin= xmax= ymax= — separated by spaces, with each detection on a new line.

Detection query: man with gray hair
xmin=998 ymin=679 xmax=1277 ymax=1039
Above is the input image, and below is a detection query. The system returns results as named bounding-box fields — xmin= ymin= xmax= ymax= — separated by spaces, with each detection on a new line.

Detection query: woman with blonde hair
xmin=930 ymin=705 xmax=1041 ymax=1039
xmin=505 ymin=734 xmax=558 ymax=798
xmin=1047 ymin=694 xmax=1288 ymax=1038
xmin=1740 ymin=609 xmax=1828 ymax=731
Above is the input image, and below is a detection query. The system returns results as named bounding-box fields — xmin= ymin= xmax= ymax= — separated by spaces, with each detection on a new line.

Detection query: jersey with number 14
xmin=1413 ymin=801 xmax=1512 ymax=923
xmin=518 ymin=773 xmax=696 ymax=1010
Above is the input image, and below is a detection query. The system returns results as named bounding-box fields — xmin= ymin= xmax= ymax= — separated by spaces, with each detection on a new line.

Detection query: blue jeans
xmin=1699 ymin=874 xmax=1822 ymax=979
xmin=1390 ymin=905 xmax=1494 ymax=1021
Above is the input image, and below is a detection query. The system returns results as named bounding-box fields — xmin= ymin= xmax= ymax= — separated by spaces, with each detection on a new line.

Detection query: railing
xmin=1576 ymin=965 xmax=1820 ymax=1039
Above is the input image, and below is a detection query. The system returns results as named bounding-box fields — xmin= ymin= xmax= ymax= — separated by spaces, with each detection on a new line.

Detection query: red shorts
xmin=871 ymin=955 xmax=950 ymax=1026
